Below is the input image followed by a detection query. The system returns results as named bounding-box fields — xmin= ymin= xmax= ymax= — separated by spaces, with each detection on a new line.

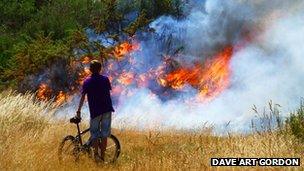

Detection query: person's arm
xmin=77 ymin=79 xmax=88 ymax=118
xmin=76 ymin=93 xmax=85 ymax=118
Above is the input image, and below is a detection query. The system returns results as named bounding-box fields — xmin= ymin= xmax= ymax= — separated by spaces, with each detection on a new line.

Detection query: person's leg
xmin=99 ymin=137 xmax=107 ymax=159
xmin=99 ymin=112 xmax=112 ymax=159
xmin=88 ymin=115 xmax=102 ymax=160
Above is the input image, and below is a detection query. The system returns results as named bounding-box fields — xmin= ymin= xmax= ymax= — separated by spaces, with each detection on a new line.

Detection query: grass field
xmin=0 ymin=92 xmax=303 ymax=170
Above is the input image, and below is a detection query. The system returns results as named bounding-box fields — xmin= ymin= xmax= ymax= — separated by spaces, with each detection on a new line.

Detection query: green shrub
xmin=0 ymin=0 xmax=36 ymax=30
xmin=285 ymin=102 xmax=304 ymax=142
xmin=0 ymin=0 xmax=184 ymax=90
xmin=3 ymin=34 xmax=69 ymax=82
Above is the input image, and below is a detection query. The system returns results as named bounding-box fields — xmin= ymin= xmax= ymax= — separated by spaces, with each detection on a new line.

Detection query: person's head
xmin=89 ymin=60 xmax=102 ymax=74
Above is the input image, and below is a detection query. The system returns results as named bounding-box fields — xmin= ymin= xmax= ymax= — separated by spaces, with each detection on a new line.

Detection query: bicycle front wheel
xmin=100 ymin=134 xmax=121 ymax=163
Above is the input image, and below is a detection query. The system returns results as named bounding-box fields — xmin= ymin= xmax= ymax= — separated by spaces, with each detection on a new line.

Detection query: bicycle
xmin=58 ymin=117 xmax=121 ymax=164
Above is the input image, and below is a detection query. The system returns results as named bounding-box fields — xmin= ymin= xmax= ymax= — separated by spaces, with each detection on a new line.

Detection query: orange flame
xmin=117 ymin=71 xmax=134 ymax=86
xmin=81 ymin=56 xmax=91 ymax=64
xmin=36 ymin=40 xmax=140 ymax=106
xmin=113 ymin=42 xmax=140 ymax=59
xmin=36 ymin=36 xmax=234 ymax=106
xmin=161 ymin=46 xmax=233 ymax=101
xmin=55 ymin=91 xmax=67 ymax=106
xmin=163 ymin=65 xmax=201 ymax=90
xmin=78 ymin=67 xmax=91 ymax=85
xmin=37 ymin=84 xmax=68 ymax=106
xmin=198 ymin=46 xmax=233 ymax=100
xmin=37 ymin=83 xmax=52 ymax=101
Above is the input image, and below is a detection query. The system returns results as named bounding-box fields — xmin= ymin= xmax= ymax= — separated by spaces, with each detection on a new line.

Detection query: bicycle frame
xmin=75 ymin=123 xmax=90 ymax=146
xmin=59 ymin=121 xmax=121 ymax=163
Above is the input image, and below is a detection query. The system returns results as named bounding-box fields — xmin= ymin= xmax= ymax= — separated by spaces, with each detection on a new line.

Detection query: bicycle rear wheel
xmin=99 ymin=134 xmax=121 ymax=163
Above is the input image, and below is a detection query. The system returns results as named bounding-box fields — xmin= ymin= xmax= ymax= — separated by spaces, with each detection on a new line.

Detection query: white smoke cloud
xmin=57 ymin=0 xmax=304 ymax=133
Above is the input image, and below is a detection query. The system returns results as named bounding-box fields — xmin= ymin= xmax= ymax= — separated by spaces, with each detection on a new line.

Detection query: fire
xmin=55 ymin=91 xmax=67 ymax=106
xmin=198 ymin=46 xmax=233 ymax=100
xmin=117 ymin=71 xmax=134 ymax=85
xmin=37 ymin=83 xmax=52 ymax=101
xmin=137 ymin=74 xmax=149 ymax=87
xmin=78 ymin=67 xmax=91 ymax=85
xmin=158 ymin=78 xmax=167 ymax=87
xmin=163 ymin=65 xmax=202 ymax=90
xmin=37 ymin=84 xmax=68 ymax=106
xmin=35 ymin=40 xmax=141 ymax=106
xmin=160 ymin=46 xmax=233 ymax=101
xmin=36 ymin=37 xmax=234 ymax=106
xmin=81 ymin=56 xmax=91 ymax=64
xmin=113 ymin=42 xmax=140 ymax=59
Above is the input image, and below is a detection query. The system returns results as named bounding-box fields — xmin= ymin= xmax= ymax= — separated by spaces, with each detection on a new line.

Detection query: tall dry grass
xmin=0 ymin=92 xmax=303 ymax=170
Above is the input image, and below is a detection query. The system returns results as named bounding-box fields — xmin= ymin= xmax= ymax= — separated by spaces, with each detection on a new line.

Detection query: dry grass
xmin=0 ymin=92 xmax=303 ymax=170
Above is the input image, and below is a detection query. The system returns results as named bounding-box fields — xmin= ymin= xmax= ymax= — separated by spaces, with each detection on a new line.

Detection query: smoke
xmin=57 ymin=0 xmax=304 ymax=133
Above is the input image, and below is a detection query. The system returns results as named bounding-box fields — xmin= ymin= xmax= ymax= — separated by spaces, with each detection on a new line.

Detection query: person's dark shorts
xmin=88 ymin=112 xmax=112 ymax=144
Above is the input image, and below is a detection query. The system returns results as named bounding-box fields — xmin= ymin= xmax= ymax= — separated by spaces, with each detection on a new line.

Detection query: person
xmin=75 ymin=60 xmax=114 ymax=161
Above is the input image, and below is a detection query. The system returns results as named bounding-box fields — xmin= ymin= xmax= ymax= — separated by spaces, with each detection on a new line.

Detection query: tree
xmin=3 ymin=34 xmax=69 ymax=83
xmin=124 ymin=10 xmax=150 ymax=36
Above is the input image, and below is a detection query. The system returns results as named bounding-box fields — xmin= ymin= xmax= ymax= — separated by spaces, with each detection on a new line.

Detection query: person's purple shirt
xmin=82 ymin=73 xmax=114 ymax=119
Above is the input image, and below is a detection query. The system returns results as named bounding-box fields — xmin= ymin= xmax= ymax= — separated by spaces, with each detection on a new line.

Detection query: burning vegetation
xmin=36 ymin=84 xmax=52 ymax=102
xmin=113 ymin=42 xmax=140 ymax=60
xmin=36 ymin=39 xmax=234 ymax=106
xmin=159 ymin=46 xmax=233 ymax=101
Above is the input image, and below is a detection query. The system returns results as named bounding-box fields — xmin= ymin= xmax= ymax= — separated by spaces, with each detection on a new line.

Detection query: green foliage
xmin=139 ymin=0 xmax=184 ymax=19
xmin=154 ymin=0 xmax=173 ymax=16
xmin=0 ymin=0 xmax=37 ymax=77
xmin=0 ymin=0 xmax=184 ymax=90
xmin=0 ymin=0 xmax=96 ymax=87
xmin=0 ymin=30 xmax=14 ymax=71
xmin=285 ymin=102 xmax=304 ymax=142
xmin=3 ymin=34 xmax=69 ymax=82
xmin=66 ymin=29 xmax=90 ymax=52
xmin=22 ymin=0 xmax=92 ymax=39
xmin=0 ymin=0 xmax=36 ymax=30
xmin=124 ymin=10 xmax=150 ymax=36
xmin=91 ymin=0 xmax=124 ymax=34
xmin=117 ymin=0 xmax=138 ymax=14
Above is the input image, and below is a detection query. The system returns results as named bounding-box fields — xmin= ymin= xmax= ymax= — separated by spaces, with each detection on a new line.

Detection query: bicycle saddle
xmin=70 ymin=116 xmax=81 ymax=124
